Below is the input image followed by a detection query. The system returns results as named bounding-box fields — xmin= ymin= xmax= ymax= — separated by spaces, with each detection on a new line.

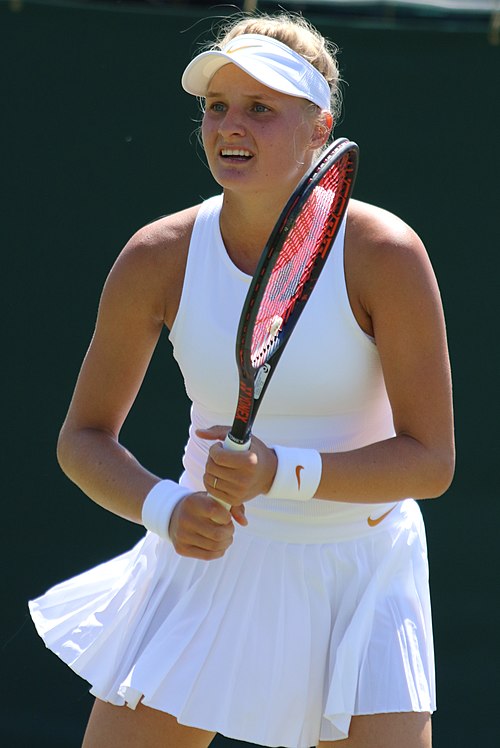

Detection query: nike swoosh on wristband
xmin=295 ymin=465 xmax=304 ymax=490
xmin=367 ymin=505 xmax=396 ymax=527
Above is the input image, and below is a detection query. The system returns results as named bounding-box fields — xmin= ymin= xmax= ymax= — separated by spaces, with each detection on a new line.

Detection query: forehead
xmin=206 ymin=63 xmax=300 ymax=103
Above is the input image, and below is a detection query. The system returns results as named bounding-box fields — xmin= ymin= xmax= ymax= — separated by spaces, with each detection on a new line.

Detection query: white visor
xmin=181 ymin=33 xmax=331 ymax=111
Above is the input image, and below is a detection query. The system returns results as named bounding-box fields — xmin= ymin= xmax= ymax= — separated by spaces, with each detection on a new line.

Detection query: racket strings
xmin=250 ymin=157 xmax=349 ymax=368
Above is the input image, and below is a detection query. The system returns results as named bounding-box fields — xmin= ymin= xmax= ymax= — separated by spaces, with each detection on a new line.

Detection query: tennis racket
xmin=223 ymin=137 xmax=358 ymax=455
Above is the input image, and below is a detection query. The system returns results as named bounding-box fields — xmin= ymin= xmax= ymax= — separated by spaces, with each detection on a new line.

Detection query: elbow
xmin=56 ymin=425 xmax=73 ymax=477
xmin=57 ymin=422 xmax=87 ymax=480
xmin=425 ymin=448 xmax=456 ymax=499
xmin=57 ymin=422 xmax=118 ymax=483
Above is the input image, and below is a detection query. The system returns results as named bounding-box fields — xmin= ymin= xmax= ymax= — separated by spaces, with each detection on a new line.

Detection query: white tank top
xmin=169 ymin=195 xmax=399 ymax=530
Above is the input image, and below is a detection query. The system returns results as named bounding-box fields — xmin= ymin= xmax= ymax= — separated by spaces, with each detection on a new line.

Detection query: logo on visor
xmin=225 ymin=43 xmax=263 ymax=56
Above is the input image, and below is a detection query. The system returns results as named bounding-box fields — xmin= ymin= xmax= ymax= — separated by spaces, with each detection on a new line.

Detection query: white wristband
xmin=141 ymin=480 xmax=192 ymax=540
xmin=266 ymin=445 xmax=322 ymax=501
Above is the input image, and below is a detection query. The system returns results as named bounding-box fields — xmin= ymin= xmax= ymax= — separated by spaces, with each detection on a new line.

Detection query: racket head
xmin=228 ymin=138 xmax=359 ymax=446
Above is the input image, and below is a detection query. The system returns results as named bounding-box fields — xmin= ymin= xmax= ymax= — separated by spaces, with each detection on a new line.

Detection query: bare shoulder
xmin=125 ymin=204 xmax=200 ymax=262
xmin=345 ymin=199 xmax=439 ymax=334
xmin=346 ymin=199 xmax=426 ymax=260
xmin=104 ymin=204 xmax=201 ymax=329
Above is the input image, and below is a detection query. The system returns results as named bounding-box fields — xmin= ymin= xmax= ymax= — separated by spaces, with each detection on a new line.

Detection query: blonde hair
xmin=211 ymin=12 xmax=342 ymax=123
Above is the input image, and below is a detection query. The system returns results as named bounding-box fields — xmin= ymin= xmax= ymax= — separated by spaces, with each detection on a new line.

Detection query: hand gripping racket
xmin=224 ymin=137 xmax=358 ymax=455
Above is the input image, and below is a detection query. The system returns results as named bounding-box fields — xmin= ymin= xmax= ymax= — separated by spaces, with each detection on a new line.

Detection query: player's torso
xmin=169 ymin=195 xmax=393 ymax=442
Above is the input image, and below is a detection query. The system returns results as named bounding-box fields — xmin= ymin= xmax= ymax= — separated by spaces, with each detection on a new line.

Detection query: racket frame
xmin=227 ymin=137 xmax=359 ymax=448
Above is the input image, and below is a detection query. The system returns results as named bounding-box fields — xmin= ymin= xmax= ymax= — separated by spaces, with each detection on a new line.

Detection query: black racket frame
xmin=228 ymin=137 xmax=359 ymax=446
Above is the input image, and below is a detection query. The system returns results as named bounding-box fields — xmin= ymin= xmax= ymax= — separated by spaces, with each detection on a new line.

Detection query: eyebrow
xmin=205 ymin=91 xmax=280 ymax=101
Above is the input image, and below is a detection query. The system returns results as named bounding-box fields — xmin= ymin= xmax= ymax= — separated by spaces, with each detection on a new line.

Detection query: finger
xmin=230 ymin=505 xmax=248 ymax=527
xmin=196 ymin=425 xmax=230 ymax=442
xmin=193 ymin=528 xmax=234 ymax=552
xmin=175 ymin=493 xmax=232 ymax=529
xmin=174 ymin=544 xmax=230 ymax=561
xmin=208 ymin=441 xmax=256 ymax=468
xmin=207 ymin=486 xmax=242 ymax=509
xmin=203 ymin=470 xmax=222 ymax=496
xmin=203 ymin=472 xmax=242 ymax=506
xmin=199 ymin=516 xmax=235 ymax=544
xmin=174 ymin=516 xmax=234 ymax=549
xmin=205 ymin=495 xmax=233 ymax=524
xmin=202 ymin=471 xmax=239 ymax=509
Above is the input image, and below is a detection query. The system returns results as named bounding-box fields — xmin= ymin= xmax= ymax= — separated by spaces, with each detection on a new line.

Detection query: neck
xmin=219 ymin=189 xmax=290 ymax=275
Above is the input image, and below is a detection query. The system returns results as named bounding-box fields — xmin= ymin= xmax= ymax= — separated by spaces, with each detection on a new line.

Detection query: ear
xmin=309 ymin=110 xmax=334 ymax=149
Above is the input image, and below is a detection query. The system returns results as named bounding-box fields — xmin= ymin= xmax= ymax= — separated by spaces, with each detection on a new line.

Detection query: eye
xmin=208 ymin=102 xmax=226 ymax=113
xmin=252 ymin=103 xmax=270 ymax=113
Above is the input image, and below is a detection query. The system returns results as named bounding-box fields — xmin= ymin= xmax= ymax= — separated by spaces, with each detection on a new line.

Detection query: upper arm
xmin=350 ymin=204 xmax=454 ymax=468
xmin=61 ymin=214 xmax=193 ymax=439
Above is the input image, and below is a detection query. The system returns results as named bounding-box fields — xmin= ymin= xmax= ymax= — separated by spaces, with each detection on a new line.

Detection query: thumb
xmin=196 ymin=425 xmax=230 ymax=442
xmin=230 ymin=504 xmax=248 ymax=527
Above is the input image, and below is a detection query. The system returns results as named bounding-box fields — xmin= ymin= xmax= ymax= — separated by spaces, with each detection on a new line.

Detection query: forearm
xmin=57 ymin=426 xmax=161 ymax=523
xmin=316 ymin=433 xmax=454 ymax=504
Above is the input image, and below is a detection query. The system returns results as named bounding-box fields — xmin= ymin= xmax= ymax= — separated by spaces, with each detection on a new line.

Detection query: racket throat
xmin=254 ymin=363 xmax=271 ymax=399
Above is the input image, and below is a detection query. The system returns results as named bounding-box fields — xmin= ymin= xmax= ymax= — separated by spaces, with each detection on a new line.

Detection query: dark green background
xmin=2 ymin=1 xmax=499 ymax=745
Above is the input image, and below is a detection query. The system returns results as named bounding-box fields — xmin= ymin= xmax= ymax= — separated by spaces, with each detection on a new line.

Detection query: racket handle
xmin=209 ymin=433 xmax=251 ymax=510
xmin=224 ymin=433 xmax=251 ymax=452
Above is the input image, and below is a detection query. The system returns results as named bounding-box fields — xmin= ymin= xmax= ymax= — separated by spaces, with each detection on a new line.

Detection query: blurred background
xmin=1 ymin=0 xmax=499 ymax=746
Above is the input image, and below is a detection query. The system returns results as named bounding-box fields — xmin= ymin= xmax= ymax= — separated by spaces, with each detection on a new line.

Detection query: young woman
xmin=29 ymin=13 xmax=454 ymax=748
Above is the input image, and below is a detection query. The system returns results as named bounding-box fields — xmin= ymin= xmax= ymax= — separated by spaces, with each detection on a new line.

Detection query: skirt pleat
xmin=29 ymin=499 xmax=435 ymax=748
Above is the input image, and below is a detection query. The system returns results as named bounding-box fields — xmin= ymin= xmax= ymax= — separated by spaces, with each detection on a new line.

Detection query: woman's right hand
xmin=169 ymin=492 xmax=243 ymax=560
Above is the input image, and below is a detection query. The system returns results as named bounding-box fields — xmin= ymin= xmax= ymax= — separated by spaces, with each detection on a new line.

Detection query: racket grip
xmin=209 ymin=434 xmax=251 ymax=510
xmin=224 ymin=434 xmax=251 ymax=452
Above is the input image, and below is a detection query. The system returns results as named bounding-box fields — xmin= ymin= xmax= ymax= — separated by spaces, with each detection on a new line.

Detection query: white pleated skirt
xmin=29 ymin=498 xmax=435 ymax=748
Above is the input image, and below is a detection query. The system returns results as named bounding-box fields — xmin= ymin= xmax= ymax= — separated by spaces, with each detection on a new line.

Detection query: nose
xmin=218 ymin=108 xmax=246 ymax=138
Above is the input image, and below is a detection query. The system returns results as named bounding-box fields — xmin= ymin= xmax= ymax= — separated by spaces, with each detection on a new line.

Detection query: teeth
xmin=221 ymin=149 xmax=252 ymax=157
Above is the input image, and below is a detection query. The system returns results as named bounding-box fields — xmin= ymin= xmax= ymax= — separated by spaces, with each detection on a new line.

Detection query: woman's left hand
xmin=196 ymin=426 xmax=277 ymax=507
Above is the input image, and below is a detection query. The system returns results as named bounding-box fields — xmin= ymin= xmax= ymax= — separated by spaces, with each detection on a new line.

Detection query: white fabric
xmin=29 ymin=501 xmax=433 ymax=747
xmin=172 ymin=195 xmax=397 ymax=528
xmin=29 ymin=195 xmax=436 ymax=746
xmin=267 ymin=445 xmax=322 ymax=501
xmin=141 ymin=480 xmax=191 ymax=540
xmin=181 ymin=33 xmax=331 ymax=111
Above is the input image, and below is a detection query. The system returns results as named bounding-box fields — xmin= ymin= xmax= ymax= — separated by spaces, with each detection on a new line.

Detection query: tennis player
xmin=29 ymin=12 xmax=454 ymax=748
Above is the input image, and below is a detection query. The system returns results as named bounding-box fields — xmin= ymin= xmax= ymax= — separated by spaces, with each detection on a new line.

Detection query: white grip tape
xmin=224 ymin=434 xmax=251 ymax=452
xmin=266 ymin=445 xmax=322 ymax=501
xmin=141 ymin=480 xmax=192 ymax=540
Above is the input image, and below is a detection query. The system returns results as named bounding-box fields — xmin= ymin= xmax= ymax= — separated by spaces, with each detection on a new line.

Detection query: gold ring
xmin=213 ymin=477 xmax=218 ymax=490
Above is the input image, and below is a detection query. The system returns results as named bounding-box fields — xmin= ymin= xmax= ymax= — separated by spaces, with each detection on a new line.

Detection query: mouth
xmin=220 ymin=148 xmax=254 ymax=161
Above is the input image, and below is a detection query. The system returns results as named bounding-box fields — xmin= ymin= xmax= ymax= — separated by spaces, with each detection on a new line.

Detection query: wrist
xmin=266 ymin=446 xmax=322 ymax=501
xmin=141 ymin=480 xmax=192 ymax=540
